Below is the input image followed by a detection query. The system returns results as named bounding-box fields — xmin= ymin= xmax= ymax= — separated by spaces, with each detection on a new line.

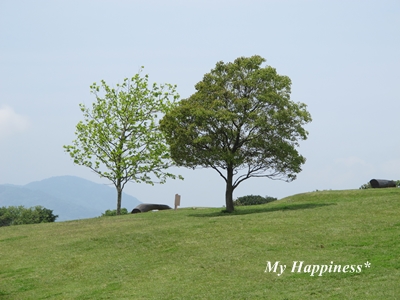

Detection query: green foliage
xmin=64 ymin=68 xmax=182 ymax=214
xmin=160 ymin=55 xmax=311 ymax=211
xmin=233 ymin=194 xmax=277 ymax=206
xmin=359 ymin=182 xmax=372 ymax=189
xmin=101 ymin=208 xmax=129 ymax=216
xmin=396 ymin=180 xmax=400 ymax=187
xmin=0 ymin=205 xmax=58 ymax=226
xmin=0 ymin=206 xmax=13 ymax=226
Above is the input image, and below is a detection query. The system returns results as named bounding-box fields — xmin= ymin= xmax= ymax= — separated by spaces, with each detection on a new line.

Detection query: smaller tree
xmin=64 ymin=69 xmax=182 ymax=214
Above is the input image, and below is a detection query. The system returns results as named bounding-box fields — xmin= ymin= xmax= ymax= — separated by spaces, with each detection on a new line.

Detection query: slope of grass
xmin=0 ymin=188 xmax=399 ymax=299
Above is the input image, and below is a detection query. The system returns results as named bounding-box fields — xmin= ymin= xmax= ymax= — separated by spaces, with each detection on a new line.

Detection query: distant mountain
xmin=0 ymin=176 xmax=141 ymax=221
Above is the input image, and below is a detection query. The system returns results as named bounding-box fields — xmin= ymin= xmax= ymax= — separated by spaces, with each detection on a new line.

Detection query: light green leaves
xmin=64 ymin=68 xmax=182 ymax=192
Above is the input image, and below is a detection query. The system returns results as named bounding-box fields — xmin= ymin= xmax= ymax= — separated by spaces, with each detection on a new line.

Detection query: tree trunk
xmin=116 ymin=178 xmax=122 ymax=215
xmin=225 ymin=166 xmax=235 ymax=212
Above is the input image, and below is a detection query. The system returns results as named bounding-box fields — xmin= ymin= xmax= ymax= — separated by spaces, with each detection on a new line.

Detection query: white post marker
xmin=174 ymin=194 xmax=181 ymax=210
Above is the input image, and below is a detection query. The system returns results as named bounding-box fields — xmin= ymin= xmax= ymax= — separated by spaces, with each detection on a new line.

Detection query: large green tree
xmin=160 ymin=56 xmax=312 ymax=212
xmin=64 ymin=69 xmax=181 ymax=215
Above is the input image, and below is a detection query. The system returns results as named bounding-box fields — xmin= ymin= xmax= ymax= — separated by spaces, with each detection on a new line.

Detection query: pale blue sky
xmin=1 ymin=0 xmax=399 ymax=209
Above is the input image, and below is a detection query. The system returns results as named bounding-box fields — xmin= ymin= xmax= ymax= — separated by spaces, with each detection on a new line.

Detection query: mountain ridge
xmin=0 ymin=175 xmax=141 ymax=221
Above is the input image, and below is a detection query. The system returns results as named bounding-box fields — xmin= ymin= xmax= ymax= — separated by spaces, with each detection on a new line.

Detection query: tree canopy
xmin=64 ymin=69 xmax=182 ymax=214
xmin=160 ymin=55 xmax=312 ymax=212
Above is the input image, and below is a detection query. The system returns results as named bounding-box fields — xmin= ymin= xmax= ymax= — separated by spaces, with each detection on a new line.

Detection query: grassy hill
xmin=0 ymin=188 xmax=399 ymax=299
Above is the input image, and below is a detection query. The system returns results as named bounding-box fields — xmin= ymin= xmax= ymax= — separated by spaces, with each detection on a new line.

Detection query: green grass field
xmin=1 ymin=188 xmax=399 ymax=299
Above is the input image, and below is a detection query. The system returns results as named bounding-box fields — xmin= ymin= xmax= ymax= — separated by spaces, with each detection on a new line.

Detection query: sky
xmin=1 ymin=0 xmax=399 ymax=210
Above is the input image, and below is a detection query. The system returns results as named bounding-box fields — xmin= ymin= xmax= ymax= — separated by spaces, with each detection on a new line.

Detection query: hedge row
xmin=0 ymin=205 xmax=58 ymax=227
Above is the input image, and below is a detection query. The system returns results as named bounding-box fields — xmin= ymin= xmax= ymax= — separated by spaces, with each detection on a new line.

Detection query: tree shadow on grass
xmin=188 ymin=202 xmax=336 ymax=218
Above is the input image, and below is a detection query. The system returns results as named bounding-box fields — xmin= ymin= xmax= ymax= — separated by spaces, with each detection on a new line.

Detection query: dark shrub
xmin=233 ymin=195 xmax=277 ymax=206
xmin=0 ymin=206 xmax=13 ymax=226
xmin=101 ymin=208 xmax=128 ymax=216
